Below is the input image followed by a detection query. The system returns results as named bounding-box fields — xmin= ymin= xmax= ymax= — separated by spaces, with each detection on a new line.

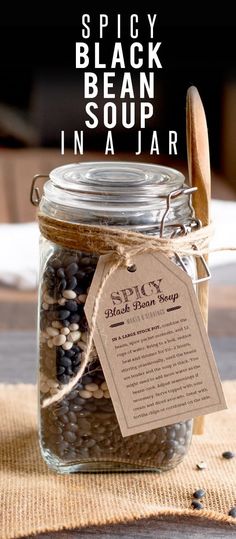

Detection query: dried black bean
xmin=79 ymin=317 xmax=89 ymax=331
xmin=52 ymin=434 xmax=64 ymax=443
xmin=62 ymin=254 xmax=77 ymax=265
xmin=57 ymin=348 xmax=65 ymax=358
xmin=57 ymin=366 xmax=65 ymax=375
xmin=178 ymin=423 xmax=186 ymax=437
xmin=74 ymin=285 xmax=85 ymax=295
xmin=65 ymin=262 xmax=79 ymax=276
xmin=66 ymin=390 xmax=81 ymax=401
xmin=45 ymin=278 xmax=55 ymax=289
xmin=58 ymin=374 xmax=71 ymax=384
xmin=73 ymin=345 xmax=82 ymax=354
xmin=193 ymin=489 xmax=206 ymax=499
xmin=45 ymin=265 xmax=55 ymax=277
xmin=56 ymin=405 xmax=69 ymax=417
xmin=96 ymin=371 xmax=106 ymax=380
xmin=58 ymin=279 xmax=67 ymax=293
xmin=166 ymin=448 xmax=174 ymax=459
xmin=85 ymin=438 xmax=96 ymax=448
xmin=68 ymin=411 xmax=77 ymax=422
xmin=228 ymin=507 xmax=236 ymax=518
xmin=69 ymin=314 xmax=81 ymax=324
xmin=82 ymin=375 xmax=93 ymax=384
xmin=84 ymin=403 xmax=97 ymax=412
xmin=62 ymin=319 xmax=70 ymax=327
xmin=80 ymin=257 xmax=91 ymax=266
xmin=64 ymin=431 xmax=77 ymax=443
xmin=72 ymin=356 xmax=81 ymax=367
xmin=76 ymin=270 xmax=86 ymax=280
xmin=85 ymin=266 xmax=95 ymax=274
xmin=57 ymin=310 xmax=70 ymax=320
xmin=59 ymin=357 xmax=72 ymax=367
xmin=77 ymin=418 xmax=90 ymax=430
xmin=167 ymin=428 xmax=176 ymax=440
xmin=70 ymin=404 xmax=83 ymax=412
xmin=65 ymin=300 xmax=78 ymax=312
xmin=222 ymin=451 xmax=235 ymax=459
xmin=66 ymin=349 xmax=75 ymax=358
xmin=57 ymin=268 xmax=65 ymax=278
xmin=73 ymin=382 xmax=83 ymax=391
xmin=73 ymin=397 xmax=86 ymax=405
xmin=191 ymin=501 xmax=204 ymax=510
xmin=66 ymin=422 xmax=79 ymax=433
xmin=51 ymin=258 xmax=62 ymax=269
xmin=49 ymin=424 xmax=63 ymax=434
xmin=66 ymin=276 xmax=77 ymax=290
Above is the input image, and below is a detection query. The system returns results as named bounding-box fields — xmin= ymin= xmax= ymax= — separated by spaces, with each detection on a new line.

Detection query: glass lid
xmin=48 ymin=162 xmax=185 ymax=199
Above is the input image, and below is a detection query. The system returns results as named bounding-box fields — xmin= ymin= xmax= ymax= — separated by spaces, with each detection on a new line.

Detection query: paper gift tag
xmin=85 ymin=252 xmax=226 ymax=437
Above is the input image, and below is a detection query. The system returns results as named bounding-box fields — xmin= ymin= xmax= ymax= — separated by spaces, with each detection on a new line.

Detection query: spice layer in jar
xmin=37 ymin=162 xmax=196 ymax=473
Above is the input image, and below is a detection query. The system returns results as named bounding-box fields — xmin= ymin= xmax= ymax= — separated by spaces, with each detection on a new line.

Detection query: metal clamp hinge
xmin=30 ymin=174 xmax=48 ymax=206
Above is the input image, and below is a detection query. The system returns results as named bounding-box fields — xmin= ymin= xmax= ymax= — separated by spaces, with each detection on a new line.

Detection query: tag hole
xmin=127 ymin=264 xmax=137 ymax=272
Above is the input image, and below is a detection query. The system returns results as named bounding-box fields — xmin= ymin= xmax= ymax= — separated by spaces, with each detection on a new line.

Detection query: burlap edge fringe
xmin=6 ymin=508 xmax=236 ymax=539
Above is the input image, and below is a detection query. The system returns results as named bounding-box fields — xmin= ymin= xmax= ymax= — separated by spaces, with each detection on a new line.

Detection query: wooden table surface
xmin=0 ymin=263 xmax=236 ymax=539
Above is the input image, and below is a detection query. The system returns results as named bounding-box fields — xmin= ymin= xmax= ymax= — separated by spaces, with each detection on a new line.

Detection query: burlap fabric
xmin=0 ymin=381 xmax=235 ymax=538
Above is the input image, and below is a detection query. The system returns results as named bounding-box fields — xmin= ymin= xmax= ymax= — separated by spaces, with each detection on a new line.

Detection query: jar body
xmin=37 ymin=162 xmax=196 ymax=473
xmin=39 ymin=241 xmax=193 ymax=473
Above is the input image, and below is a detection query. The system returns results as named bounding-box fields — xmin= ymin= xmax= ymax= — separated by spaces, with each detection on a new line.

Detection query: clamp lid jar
xmin=34 ymin=161 xmax=197 ymax=473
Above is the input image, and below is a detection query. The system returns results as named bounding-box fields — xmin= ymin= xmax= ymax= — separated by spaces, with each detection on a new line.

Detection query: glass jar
xmin=34 ymin=161 xmax=197 ymax=474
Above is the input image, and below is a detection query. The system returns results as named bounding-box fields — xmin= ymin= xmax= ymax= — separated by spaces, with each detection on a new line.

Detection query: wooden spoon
xmin=186 ymin=86 xmax=211 ymax=434
xmin=186 ymin=86 xmax=211 ymax=229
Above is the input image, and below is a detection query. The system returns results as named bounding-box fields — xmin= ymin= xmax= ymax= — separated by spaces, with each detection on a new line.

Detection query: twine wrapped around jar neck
xmin=37 ymin=212 xmax=232 ymax=409
xmin=38 ymin=213 xmax=214 ymax=259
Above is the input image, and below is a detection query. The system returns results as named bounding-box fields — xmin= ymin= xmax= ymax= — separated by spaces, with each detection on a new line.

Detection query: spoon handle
xmin=186 ymin=86 xmax=211 ymax=435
